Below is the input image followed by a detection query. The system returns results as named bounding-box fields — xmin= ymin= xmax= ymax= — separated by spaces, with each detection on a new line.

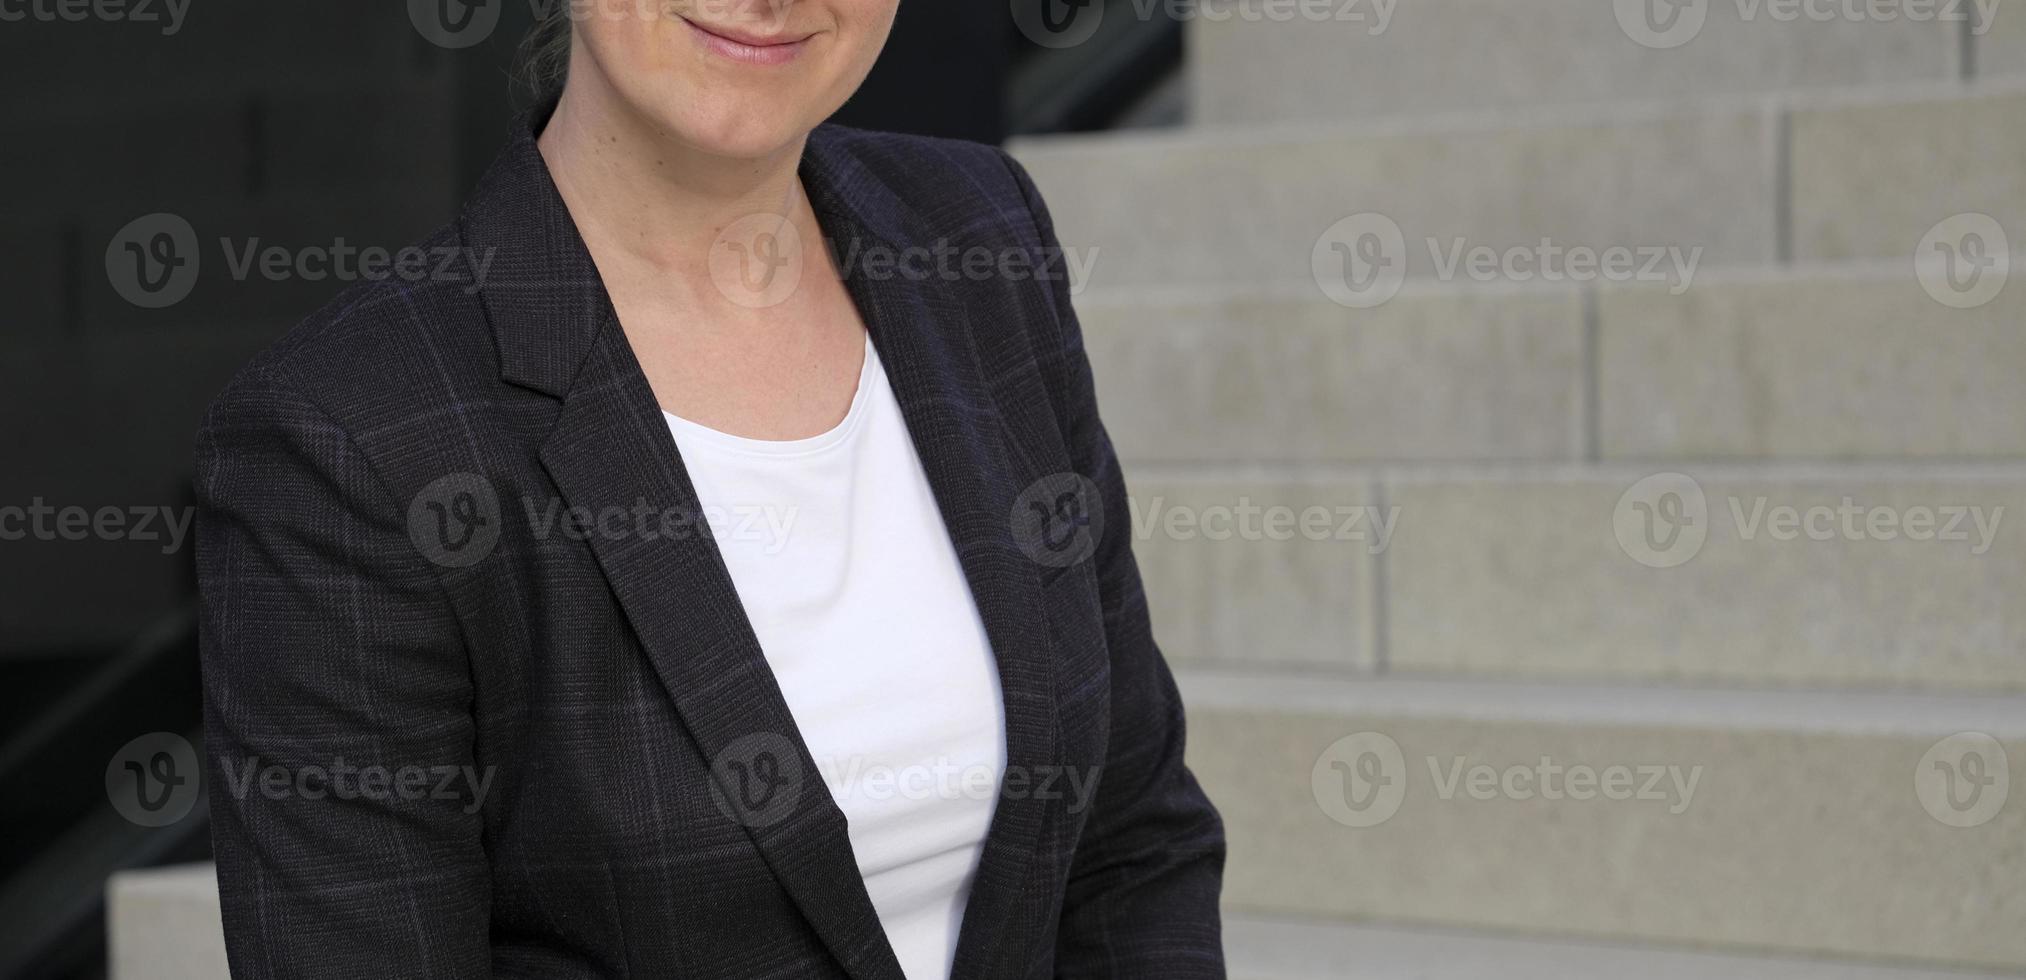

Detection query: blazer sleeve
xmin=194 ymin=363 xmax=492 ymax=979
xmin=997 ymin=149 xmax=1229 ymax=977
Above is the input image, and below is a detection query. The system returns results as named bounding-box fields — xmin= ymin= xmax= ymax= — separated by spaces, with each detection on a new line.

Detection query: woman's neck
xmin=535 ymin=65 xmax=818 ymax=287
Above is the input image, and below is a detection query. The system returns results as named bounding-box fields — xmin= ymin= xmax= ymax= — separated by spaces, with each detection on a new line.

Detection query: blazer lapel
xmin=801 ymin=131 xmax=1063 ymax=979
xmin=464 ymin=108 xmax=1066 ymax=978
xmin=464 ymin=110 xmax=904 ymax=980
xmin=538 ymin=324 xmax=908 ymax=980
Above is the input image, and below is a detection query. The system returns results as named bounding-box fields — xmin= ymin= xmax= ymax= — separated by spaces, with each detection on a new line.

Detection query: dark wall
xmin=833 ymin=2 xmax=1009 ymax=143
xmin=1 ymin=5 xmax=468 ymax=655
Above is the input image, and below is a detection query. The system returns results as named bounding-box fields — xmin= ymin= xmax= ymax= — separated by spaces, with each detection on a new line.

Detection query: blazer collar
xmin=460 ymin=106 xmax=1063 ymax=979
xmin=460 ymin=101 xmax=917 ymax=400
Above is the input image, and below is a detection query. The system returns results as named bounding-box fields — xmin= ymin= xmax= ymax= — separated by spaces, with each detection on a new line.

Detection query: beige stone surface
xmin=1383 ymin=470 xmax=2026 ymax=690
xmin=1191 ymin=0 xmax=1959 ymax=125
xmin=1225 ymin=915 xmax=2026 ymax=979
xmin=1184 ymin=672 xmax=2026 ymax=970
xmin=107 ymin=864 xmax=229 ymax=980
xmin=1598 ymin=272 xmax=2026 ymax=458
xmin=1012 ymin=109 xmax=1774 ymax=291
xmin=1129 ymin=477 xmax=1380 ymax=670
xmin=1975 ymin=4 xmax=2026 ymax=77
xmin=1080 ymin=288 xmax=1585 ymax=464
xmin=1791 ymin=92 xmax=2026 ymax=262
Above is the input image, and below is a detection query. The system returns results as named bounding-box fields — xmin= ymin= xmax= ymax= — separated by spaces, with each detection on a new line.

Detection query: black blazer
xmin=194 ymin=104 xmax=1225 ymax=979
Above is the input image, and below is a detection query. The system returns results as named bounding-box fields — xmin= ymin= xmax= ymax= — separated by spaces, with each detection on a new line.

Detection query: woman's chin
xmin=654 ymin=100 xmax=816 ymax=162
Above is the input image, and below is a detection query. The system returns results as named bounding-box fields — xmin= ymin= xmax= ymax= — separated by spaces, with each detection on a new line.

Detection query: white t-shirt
xmin=662 ymin=337 xmax=1007 ymax=980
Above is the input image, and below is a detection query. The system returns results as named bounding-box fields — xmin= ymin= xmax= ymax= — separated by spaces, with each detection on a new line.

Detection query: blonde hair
xmin=518 ymin=2 xmax=574 ymax=103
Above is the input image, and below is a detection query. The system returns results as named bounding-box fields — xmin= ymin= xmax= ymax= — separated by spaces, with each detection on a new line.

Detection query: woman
xmin=195 ymin=1 xmax=1224 ymax=977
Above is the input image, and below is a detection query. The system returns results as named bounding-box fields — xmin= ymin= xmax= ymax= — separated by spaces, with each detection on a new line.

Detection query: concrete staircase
xmin=1011 ymin=2 xmax=2026 ymax=975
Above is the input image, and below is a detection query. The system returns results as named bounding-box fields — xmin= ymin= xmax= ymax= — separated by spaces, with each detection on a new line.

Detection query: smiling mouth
xmin=680 ymin=16 xmax=814 ymax=66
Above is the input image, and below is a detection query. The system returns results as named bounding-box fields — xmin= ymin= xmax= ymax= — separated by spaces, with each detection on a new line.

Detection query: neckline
xmin=661 ymin=335 xmax=878 ymax=459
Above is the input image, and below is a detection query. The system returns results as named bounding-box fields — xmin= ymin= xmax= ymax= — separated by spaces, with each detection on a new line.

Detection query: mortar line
xmin=1370 ymin=474 xmax=1390 ymax=676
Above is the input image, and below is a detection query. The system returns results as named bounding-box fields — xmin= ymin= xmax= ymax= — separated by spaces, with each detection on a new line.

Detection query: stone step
xmin=1014 ymin=101 xmax=1775 ymax=292
xmin=1077 ymin=282 xmax=1587 ymax=464
xmin=1790 ymin=88 xmax=2026 ymax=265
xmin=1185 ymin=0 xmax=1982 ymax=126
xmin=1127 ymin=466 xmax=2026 ymax=691
xmin=1595 ymin=265 xmax=2026 ymax=460
xmin=1078 ymin=264 xmax=2026 ymax=467
xmin=107 ymin=864 xmax=2026 ymax=978
xmin=107 ymin=864 xmax=228 ymax=980
xmin=1225 ymin=915 xmax=2026 ymax=979
xmin=1010 ymin=84 xmax=2026 ymax=292
xmin=1181 ymin=669 xmax=2026 ymax=971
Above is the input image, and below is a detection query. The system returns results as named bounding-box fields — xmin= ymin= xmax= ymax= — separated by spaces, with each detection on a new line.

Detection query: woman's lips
xmin=681 ymin=16 xmax=812 ymax=66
